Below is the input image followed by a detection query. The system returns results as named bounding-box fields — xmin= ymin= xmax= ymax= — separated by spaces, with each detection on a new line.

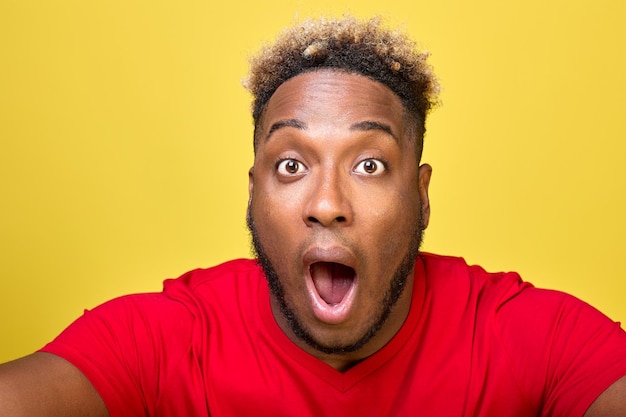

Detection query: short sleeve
xmin=39 ymin=293 xmax=195 ymax=417
xmin=495 ymin=288 xmax=626 ymax=417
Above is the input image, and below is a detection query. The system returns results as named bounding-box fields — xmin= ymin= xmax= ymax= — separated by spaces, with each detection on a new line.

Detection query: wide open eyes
xmin=275 ymin=157 xmax=386 ymax=177
xmin=276 ymin=158 xmax=307 ymax=176
xmin=353 ymin=158 xmax=386 ymax=176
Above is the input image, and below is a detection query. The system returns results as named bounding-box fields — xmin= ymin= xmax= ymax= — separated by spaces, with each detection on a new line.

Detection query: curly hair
xmin=244 ymin=15 xmax=439 ymax=158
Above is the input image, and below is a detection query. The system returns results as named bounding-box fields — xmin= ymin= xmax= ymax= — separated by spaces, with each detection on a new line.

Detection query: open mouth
xmin=310 ymin=262 xmax=356 ymax=306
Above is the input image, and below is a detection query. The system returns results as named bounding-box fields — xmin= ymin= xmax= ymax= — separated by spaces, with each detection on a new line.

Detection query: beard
xmin=246 ymin=205 xmax=425 ymax=356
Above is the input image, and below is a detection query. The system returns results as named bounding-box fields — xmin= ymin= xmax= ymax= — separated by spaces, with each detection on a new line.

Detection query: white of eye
xmin=277 ymin=159 xmax=306 ymax=175
xmin=354 ymin=159 xmax=385 ymax=175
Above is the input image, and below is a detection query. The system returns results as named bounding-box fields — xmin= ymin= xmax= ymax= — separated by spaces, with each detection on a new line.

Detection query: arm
xmin=0 ymin=352 xmax=108 ymax=417
xmin=585 ymin=375 xmax=626 ymax=417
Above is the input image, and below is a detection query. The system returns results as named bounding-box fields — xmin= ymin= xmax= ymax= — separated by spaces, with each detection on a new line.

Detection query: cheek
xmin=358 ymin=190 xmax=422 ymax=254
xmin=250 ymin=187 xmax=306 ymax=254
xmin=362 ymin=183 xmax=421 ymax=225
xmin=253 ymin=188 xmax=302 ymax=225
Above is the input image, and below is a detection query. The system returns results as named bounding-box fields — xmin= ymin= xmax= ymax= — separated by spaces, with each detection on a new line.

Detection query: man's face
xmin=248 ymin=70 xmax=431 ymax=366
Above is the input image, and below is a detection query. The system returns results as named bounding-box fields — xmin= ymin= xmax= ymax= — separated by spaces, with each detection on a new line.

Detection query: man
xmin=0 ymin=15 xmax=625 ymax=416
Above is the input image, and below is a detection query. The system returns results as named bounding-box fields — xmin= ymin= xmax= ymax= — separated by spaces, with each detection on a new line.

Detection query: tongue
xmin=310 ymin=262 xmax=355 ymax=305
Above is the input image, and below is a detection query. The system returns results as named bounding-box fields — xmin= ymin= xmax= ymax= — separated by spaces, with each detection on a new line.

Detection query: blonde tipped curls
xmin=302 ymin=41 xmax=328 ymax=59
xmin=244 ymin=15 xmax=440 ymax=156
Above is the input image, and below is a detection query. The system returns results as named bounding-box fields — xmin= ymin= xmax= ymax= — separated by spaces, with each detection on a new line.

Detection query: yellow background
xmin=1 ymin=0 xmax=625 ymax=362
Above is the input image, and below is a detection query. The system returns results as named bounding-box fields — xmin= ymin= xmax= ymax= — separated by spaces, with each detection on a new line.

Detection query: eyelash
xmin=274 ymin=156 xmax=306 ymax=175
xmin=358 ymin=155 xmax=389 ymax=169
xmin=272 ymin=155 xmax=390 ymax=174
xmin=274 ymin=156 xmax=300 ymax=167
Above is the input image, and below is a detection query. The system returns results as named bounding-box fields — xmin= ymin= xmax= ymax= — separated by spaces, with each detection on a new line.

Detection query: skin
xmin=585 ymin=376 xmax=626 ymax=416
xmin=0 ymin=68 xmax=623 ymax=416
xmin=0 ymin=352 xmax=108 ymax=417
xmin=248 ymin=70 xmax=432 ymax=371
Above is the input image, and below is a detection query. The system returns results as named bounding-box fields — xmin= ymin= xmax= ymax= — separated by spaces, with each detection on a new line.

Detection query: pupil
xmin=287 ymin=160 xmax=298 ymax=173
xmin=365 ymin=160 xmax=376 ymax=173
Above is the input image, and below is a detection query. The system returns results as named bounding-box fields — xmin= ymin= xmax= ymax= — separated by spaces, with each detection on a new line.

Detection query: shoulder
xmin=164 ymin=258 xmax=263 ymax=291
xmin=39 ymin=258 xmax=266 ymax=416
xmin=419 ymin=252 xmax=531 ymax=307
xmin=419 ymin=252 xmax=625 ymax=368
xmin=160 ymin=258 xmax=264 ymax=307
xmin=420 ymin=252 xmax=624 ymax=349
xmin=420 ymin=253 xmax=626 ymax=415
xmin=43 ymin=258 xmax=264 ymax=358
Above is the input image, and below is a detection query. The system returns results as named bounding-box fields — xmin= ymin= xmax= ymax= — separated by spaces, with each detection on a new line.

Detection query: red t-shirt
xmin=41 ymin=254 xmax=626 ymax=416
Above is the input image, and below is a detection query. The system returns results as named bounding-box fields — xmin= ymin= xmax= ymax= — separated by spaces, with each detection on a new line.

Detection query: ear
xmin=417 ymin=163 xmax=432 ymax=229
xmin=248 ymin=167 xmax=254 ymax=205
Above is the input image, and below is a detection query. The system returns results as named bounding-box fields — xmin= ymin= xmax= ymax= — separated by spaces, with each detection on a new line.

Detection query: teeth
xmin=310 ymin=262 xmax=355 ymax=305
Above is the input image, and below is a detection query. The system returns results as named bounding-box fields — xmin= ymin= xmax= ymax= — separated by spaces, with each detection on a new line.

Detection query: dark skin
xmin=248 ymin=70 xmax=431 ymax=370
xmin=0 ymin=352 xmax=108 ymax=416
xmin=0 ymin=69 xmax=624 ymax=416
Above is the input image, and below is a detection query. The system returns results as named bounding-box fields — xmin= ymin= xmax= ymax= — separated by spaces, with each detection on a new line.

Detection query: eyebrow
xmin=349 ymin=121 xmax=398 ymax=142
xmin=265 ymin=119 xmax=307 ymax=141
xmin=264 ymin=119 xmax=398 ymax=142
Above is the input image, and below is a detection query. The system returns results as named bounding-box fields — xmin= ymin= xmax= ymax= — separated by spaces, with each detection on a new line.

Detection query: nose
xmin=303 ymin=170 xmax=353 ymax=227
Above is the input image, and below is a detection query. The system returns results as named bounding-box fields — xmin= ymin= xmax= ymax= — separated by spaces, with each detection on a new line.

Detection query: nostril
xmin=306 ymin=215 xmax=346 ymax=224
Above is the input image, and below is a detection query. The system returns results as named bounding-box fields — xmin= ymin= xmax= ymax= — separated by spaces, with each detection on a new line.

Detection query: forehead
xmin=258 ymin=70 xmax=410 ymax=141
